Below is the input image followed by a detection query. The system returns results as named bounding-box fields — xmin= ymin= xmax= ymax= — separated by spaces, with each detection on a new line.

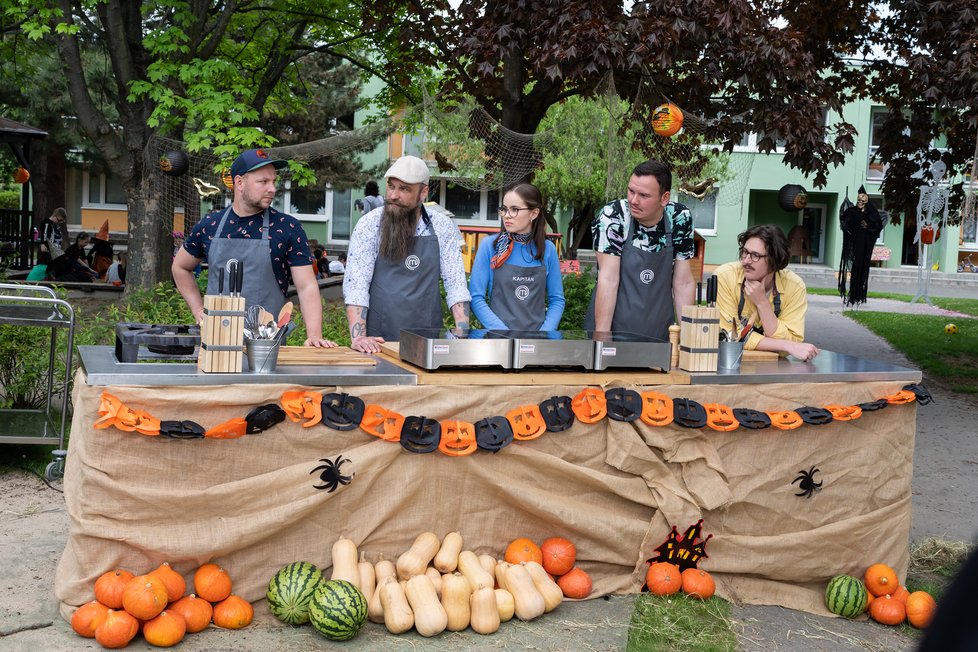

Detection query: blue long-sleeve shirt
xmin=469 ymin=235 xmax=565 ymax=331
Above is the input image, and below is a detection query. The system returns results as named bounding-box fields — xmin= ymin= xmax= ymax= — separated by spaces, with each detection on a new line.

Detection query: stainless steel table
xmin=77 ymin=345 xmax=417 ymax=387
xmin=687 ymin=350 xmax=920 ymax=385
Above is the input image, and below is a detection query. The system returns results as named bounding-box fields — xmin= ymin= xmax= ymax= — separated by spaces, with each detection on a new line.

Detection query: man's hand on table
xmin=785 ymin=341 xmax=820 ymax=362
xmin=304 ymin=336 xmax=338 ymax=348
xmin=351 ymin=335 xmax=385 ymax=353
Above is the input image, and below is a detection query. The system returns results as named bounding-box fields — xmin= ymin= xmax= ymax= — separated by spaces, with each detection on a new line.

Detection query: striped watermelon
xmin=309 ymin=579 xmax=367 ymax=641
xmin=267 ymin=562 xmax=322 ymax=625
xmin=825 ymin=574 xmax=869 ymax=618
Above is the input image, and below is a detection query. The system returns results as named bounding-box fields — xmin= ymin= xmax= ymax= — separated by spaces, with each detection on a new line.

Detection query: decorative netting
xmin=959 ymin=129 xmax=978 ymax=245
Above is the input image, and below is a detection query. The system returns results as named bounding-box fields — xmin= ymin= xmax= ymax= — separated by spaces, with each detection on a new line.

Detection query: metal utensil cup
xmin=245 ymin=338 xmax=280 ymax=373
xmin=717 ymin=341 xmax=744 ymax=370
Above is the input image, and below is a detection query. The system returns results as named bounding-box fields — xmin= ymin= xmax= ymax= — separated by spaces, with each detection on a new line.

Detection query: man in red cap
xmin=172 ymin=148 xmax=335 ymax=347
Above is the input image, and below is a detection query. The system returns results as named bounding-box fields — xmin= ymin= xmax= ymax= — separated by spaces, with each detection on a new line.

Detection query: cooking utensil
xmin=277 ymin=302 xmax=293 ymax=329
xmin=738 ymin=318 xmax=755 ymax=342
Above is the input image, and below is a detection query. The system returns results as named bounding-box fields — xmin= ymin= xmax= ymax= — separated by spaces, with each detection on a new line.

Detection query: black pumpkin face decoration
xmin=160 ymin=420 xmax=205 ymax=439
xmin=795 ymin=406 xmax=834 ymax=425
xmin=673 ymin=398 xmax=707 ymax=428
xmin=902 ymin=383 xmax=933 ymax=405
xmin=540 ymin=396 xmax=575 ymax=432
xmin=159 ymin=150 xmax=190 ymax=177
xmin=605 ymin=388 xmax=642 ymax=422
xmin=400 ymin=416 xmax=441 ymax=454
xmin=475 ymin=416 xmax=514 ymax=453
xmin=857 ymin=398 xmax=889 ymax=412
xmin=244 ymin=403 xmax=286 ymax=433
xmin=733 ymin=408 xmax=771 ymax=429
xmin=321 ymin=392 xmax=365 ymax=431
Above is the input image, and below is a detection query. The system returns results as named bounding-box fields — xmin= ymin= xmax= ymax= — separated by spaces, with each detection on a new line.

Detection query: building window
xmin=867 ymin=108 xmax=888 ymax=180
xmin=84 ymin=171 xmax=127 ymax=207
xmin=290 ymin=186 xmax=326 ymax=216
xmin=427 ymin=179 xmax=499 ymax=222
xmin=678 ymin=190 xmax=717 ymax=234
xmin=332 ymin=189 xmax=353 ymax=240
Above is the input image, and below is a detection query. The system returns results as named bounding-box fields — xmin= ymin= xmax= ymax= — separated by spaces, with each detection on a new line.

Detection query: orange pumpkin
xmin=94 ymin=609 xmax=140 ymax=649
xmin=122 ymin=573 xmax=169 ymax=620
xmin=680 ymin=568 xmax=716 ymax=599
xmin=905 ymin=590 xmax=937 ymax=629
xmin=889 ymin=585 xmax=910 ymax=604
xmin=540 ymin=537 xmax=577 ymax=577
xmin=645 ymin=562 xmax=682 ymax=596
xmin=556 ymin=567 xmax=593 ymax=599
xmin=505 ymin=537 xmax=543 ymax=565
xmin=150 ymin=562 xmax=187 ymax=603
xmin=864 ymin=563 xmax=898 ymax=597
xmin=169 ymin=594 xmax=213 ymax=633
xmin=705 ymin=403 xmax=739 ymax=431
xmin=143 ymin=610 xmax=187 ymax=647
xmin=651 ymin=103 xmax=684 ymax=137
xmin=12 ymin=167 xmax=30 ymax=184
xmin=506 ymin=405 xmax=547 ymax=440
xmin=869 ymin=594 xmax=906 ymax=626
xmin=640 ymin=390 xmax=674 ymax=426
xmin=94 ymin=569 xmax=135 ymax=609
xmin=194 ymin=564 xmax=233 ymax=603
xmin=71 ymin=600 xmax=110 ymax=638
xmin=212 ymin=595 xmax=254 ymax=629
xmin=438 ymin=420 xmax=478 ymax=456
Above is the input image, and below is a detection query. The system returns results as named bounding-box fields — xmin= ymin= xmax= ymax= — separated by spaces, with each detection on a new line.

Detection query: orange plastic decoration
xmin=438 ymin=420 xmax=478 ymax=456
xmin=826 ymin=404 xmax=862 ymax=421
xmin=204 ymin=417 xmax=248 ymax=439
xmin=280 ymin=390 xmax=323 ymax=427
xmin=704 ymin=403 xmax=739 ymax=432
xmin=640 ymin=390 xmax=674 ymax=426
xmin=360 ymin=404 xmax=405 ymax=442
xmin=767 ymin=410 xmax=804 ymax=430
xmin=133 ymin=411 xmax=162 ymax=436
xmin=94 ymin=392 xmax=125 ymax=428
xmin=571 ymin=388 xmax=607 ymax=424
xmin=883 ymin=389 xmax=916 ymax=405
xmin=506 ymin=404 xmax=547 ymax=440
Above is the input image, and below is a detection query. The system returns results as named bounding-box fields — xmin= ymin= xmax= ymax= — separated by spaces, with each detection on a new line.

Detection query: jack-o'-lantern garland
xmin=95 ymin=383 xmax=932 ymax=451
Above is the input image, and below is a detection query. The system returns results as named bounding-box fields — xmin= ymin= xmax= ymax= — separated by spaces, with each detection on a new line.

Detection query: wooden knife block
xmin=678 ymin=305 xmax=719 ymax=372
xmin=198 ymin=294 xmax=245 ymax=373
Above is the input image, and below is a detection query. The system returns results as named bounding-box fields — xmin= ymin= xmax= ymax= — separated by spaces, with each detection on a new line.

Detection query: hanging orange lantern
xmin=651 ymin=103 xmax=684 ymax=137
xmin=221 ymin=168 xmax=234 ymax=189
xmin=12 ymin=167 xmax=30 ymax=184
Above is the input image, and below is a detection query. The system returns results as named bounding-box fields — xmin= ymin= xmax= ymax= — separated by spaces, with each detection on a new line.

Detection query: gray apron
xmin=584 ymin=212 xmax=674 ymax=340
xmin=366 ymin=210 xmax=442 ymax=341
xmin=205 ymin=207 xmax=286 ymax=314
xmin=490 ymin=256 xmax=547 ymax=331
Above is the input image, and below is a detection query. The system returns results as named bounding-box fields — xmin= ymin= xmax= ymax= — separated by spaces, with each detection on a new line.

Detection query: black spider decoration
xmin=792 ymin=465 xmax=823 ymax=498
xmin=310 ymin=455 xmax=354 ymax=493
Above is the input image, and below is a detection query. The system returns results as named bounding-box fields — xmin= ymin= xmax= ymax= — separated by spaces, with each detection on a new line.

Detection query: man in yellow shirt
xmin=714 ymin=224 xmax=820 ymax=361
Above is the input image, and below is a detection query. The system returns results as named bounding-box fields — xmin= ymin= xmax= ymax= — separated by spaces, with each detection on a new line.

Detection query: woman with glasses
xmin=714 ymin=224 xmax=820 ymax=362
xmin=468 ymin=183 xmax=565 ymax=331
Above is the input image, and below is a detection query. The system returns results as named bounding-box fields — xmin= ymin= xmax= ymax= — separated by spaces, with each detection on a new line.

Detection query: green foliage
xmin=627 ymin=593 xmax=736 ymax=652
xmin=558 ymin=267 xmax=596 ymax=331
xmin=0 ymin=188 xmax=20 ymax=209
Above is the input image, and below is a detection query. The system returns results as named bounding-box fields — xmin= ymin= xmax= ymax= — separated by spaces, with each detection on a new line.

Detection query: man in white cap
xmin=343 ymin=155 xmax=470 ymax=352
xmin=173 ymin=148 xmax=335 ymax=347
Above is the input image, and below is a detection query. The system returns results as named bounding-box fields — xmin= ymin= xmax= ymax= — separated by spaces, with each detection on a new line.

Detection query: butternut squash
xmin=494 ymin=588 xmax=515 ymax=622
xmin=397 ymin=532 xmax=441 ymax=580
xmin=368 ymin=559 xmax=396 ymax=623
xmin=378 ymin=576 xmax=414 ymax=634
xmin=494 ymin=560 xmax=511 ymax=591
xmin=330 ymin=538 xmax=360 ymax=589
xmin=505 ymin=563 xmax=546 ymax=621
xmin=457 ymin=550 xmax=494 ymax=591
xmin=425 ymin=567 xmax=443 ymax=598
xmin=433 ymin=531 xmax=463 ymax=573
xmin=404 ymin=575 xmax=448 ymax=637
xmin=523 ymin=561 xmax=563 ymax=612
xmin=440 ymin=572 xmax=471 ymax=631
xmin=470 ymin=585 xmax=501 ymax=634
xmin=357 ymin=552 xmax=376 ymax=605
xmin=478 ymin=553 xmax=497 ymax=581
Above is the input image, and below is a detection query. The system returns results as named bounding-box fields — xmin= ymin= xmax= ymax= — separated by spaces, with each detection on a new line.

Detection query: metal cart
xmin=0 ymin=282 xmax=76 ymax=480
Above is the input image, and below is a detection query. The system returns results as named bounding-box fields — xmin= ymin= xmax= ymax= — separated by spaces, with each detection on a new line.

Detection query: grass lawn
xmin=627 ymin=592 xmax=737 ymax=652
xmin=807 ymin=287 xmax=978 ymax=317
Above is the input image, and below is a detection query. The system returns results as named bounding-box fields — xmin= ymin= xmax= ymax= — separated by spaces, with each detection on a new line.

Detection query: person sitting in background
xmin=313 ymin=248 xmax=327 ymax=279
xmin=50 ymin=233 xmax=98 ymax=282
xmin=714 ymin=224 xmax=820 ymax=361
xmin=105 ymin=252 xmax=127 ymax=285
xmin=38 ymin=208 xmax=67 ymax=265
xmin=329 ymin=252 xmax=346 ymax=275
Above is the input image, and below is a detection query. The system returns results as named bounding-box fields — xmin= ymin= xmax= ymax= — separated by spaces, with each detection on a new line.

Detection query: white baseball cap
xmin=384 ymin=155 xmax=430 ymax=185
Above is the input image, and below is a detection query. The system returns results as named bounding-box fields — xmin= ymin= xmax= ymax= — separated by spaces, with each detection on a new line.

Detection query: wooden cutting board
xmin=742 ymin=350 xmax=780 ymax=361
xmin=275 ymin=346 xmax=376 ymax=366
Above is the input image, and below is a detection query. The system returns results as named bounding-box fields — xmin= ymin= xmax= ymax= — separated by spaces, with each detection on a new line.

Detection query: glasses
xmin=739 ymin=247 xmax=768 ymax=263
xmin=497 ymin=206 xmax=531 ymax=217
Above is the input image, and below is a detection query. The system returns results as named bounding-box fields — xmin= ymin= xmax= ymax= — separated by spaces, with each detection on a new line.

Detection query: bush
xmin=0 ymin=188 xmax=20 ymax=209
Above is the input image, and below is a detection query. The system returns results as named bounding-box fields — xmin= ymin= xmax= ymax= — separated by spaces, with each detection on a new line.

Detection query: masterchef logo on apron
xmin=640 ymin=268 xmax=655 ymax=284
xmin=405 ymin=254 xmax=421 ymax=270
xmin=514 ymin=285 xmax=530 ymax=300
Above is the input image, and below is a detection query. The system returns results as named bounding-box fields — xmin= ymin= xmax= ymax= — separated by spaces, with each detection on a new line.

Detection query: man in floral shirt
xmin=584 ymin=159 xmax=696 ymax=340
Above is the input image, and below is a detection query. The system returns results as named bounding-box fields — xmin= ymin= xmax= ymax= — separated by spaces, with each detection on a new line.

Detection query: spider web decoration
xmin=598 ymin=73 xmax=755 ymax=208
xmin=646 ymin=519 xmax=713 ymax=572
xmin=417 ymin=87 xmax=557 ymax=192
xmin=145 ymin=119 xmax=395 ymax=239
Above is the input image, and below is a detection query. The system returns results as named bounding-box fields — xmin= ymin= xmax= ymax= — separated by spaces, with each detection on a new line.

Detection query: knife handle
xmin=218 ymin=267 xmax=225 ymax=295
xmin=235 ymin=260 xmax=244 ymax=298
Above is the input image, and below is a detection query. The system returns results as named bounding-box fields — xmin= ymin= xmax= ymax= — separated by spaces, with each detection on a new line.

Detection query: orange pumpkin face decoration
xmin=651 ymin=103 xmax=684 ymax=137
xmin=12 ymin=166 xmax=30 ymax=184
xmin=360 ymin=404 xmax=405 ymax=441
xmin=826 ymin=404 xmax=862 ymax=421
xmin=438 ymin=420 xmax=478 ymax=456
xmin=767 ymin=410 xmax=804 ymax=430
xmin=571 ymin=388 xmax=607 ymax=424
xmin=705 ymin=403 xmax=739 ymax=431
xmin=506 ymin=404 xmax=547 ymax=440
xmin=640 ymin=391 xmax=674 ymax=426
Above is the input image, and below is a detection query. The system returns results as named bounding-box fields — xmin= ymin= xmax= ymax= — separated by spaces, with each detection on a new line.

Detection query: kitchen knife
xmin=235 ymin=260 xmax=244 ymax=298
xmin=218 ymin=267 xmax=225 ymax=295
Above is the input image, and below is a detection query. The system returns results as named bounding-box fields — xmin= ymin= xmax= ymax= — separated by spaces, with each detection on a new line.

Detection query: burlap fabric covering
xmin=56 ymin=372 xmax=914 ymax=622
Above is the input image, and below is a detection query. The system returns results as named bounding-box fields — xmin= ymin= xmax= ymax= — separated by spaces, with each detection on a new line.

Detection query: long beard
xmin=379 ymin=202 xmax=419 ymax=261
